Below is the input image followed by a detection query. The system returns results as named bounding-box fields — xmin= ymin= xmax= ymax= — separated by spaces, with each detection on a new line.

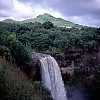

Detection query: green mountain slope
xmin=2 ymin=19 xmax=16 ymax=23
xmin=2 ymin=13 xmax=82 ymax=28
xmin=2 ymin=19 xmax=21 ymax=23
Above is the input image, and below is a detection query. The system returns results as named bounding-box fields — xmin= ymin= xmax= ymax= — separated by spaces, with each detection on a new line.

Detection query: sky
xmin=0 ymin=0 xmax=100 ymax=27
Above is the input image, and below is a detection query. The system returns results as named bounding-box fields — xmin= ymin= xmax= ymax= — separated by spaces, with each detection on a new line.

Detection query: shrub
xmin=0 ymin=64 xmax=53 ymax=100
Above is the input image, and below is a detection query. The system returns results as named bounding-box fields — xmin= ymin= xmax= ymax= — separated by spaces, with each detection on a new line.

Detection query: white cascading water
xmin=40 ymin=56 xmax=67 ymax=100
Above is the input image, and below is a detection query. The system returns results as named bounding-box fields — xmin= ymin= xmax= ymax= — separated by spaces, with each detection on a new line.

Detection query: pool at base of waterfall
xmin=65 ymin=85 xmax=96 ymax=100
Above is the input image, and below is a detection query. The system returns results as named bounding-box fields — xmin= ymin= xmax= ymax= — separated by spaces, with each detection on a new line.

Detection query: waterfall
xmin=40 ymin=56 xmax=67 ymax=100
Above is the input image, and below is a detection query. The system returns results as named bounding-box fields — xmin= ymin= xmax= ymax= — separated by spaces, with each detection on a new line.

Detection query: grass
xmin=0 ymin=57 xmax=53 ymax=100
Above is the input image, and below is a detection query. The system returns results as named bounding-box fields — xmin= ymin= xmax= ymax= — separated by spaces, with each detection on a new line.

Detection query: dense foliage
xmin=0 ymin=21 xmax=100 ymax=99
xmin=0 ymin=22 xmax=100 ymax=53
xmin=0 ymin=59 xmax=53 ymax=100
xmin=0 ymin=21 xmax=100 ymax=73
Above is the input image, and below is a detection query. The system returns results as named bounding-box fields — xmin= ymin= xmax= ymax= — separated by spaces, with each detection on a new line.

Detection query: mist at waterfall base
xmin=40 ymin=56 xmax=67 ymax=100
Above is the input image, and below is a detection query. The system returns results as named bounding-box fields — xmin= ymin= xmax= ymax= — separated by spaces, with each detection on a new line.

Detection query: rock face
xmin=60 ymin=67 xmax=74 ymax=76
xmin=31 ymin=48 xmax=100 ymax=78
xmin=51 ymin=49 xmax=100 ymax=77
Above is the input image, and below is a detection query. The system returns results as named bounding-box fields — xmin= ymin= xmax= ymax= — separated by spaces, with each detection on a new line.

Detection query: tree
xmin=0 ymin=45 xmax=11 ymax=60
xmin=43 ymin=21 xmax=54 ymax=29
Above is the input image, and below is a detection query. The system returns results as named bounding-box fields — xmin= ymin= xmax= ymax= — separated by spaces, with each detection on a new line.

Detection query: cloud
xmin=0 ymin=0 xmax=100 ymax=26
xmin=40 ymin=0 xmax=100 ymax=26
xmin=0 ymin=0 xmax=64 ymax=20
xmin=12 ymin=0 xmax=35 ymax=19
xmin=0 ymin=0 xmax=13 ymax=9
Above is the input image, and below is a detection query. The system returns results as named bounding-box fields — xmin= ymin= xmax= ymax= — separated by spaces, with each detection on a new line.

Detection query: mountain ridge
xmin=1 ymin=13 xmax=82 ymax=28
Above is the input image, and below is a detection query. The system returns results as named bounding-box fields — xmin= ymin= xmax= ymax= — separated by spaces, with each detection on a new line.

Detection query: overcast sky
xmin=0 ymin=0 xmax=100 ymax=27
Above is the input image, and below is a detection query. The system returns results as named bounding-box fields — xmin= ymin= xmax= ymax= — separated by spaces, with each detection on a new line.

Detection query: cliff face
xmin=46 ymin=48 xmax=99 ymax=77
xmin=36 ymin=48 xmax=100 ymax=70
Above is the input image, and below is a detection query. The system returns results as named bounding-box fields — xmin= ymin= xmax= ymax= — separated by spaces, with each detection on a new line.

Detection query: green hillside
xmin=2 ymin=19 xmax=16 ymax=23
xmin=0 ymin=58 xmax=53 ymax=100
xmin=2 ymin=13 xmax=82 ymax=28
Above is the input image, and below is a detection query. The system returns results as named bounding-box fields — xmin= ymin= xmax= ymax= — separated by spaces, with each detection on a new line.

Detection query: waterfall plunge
xmin=40 ymin=56 xmax=67 ymax=100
